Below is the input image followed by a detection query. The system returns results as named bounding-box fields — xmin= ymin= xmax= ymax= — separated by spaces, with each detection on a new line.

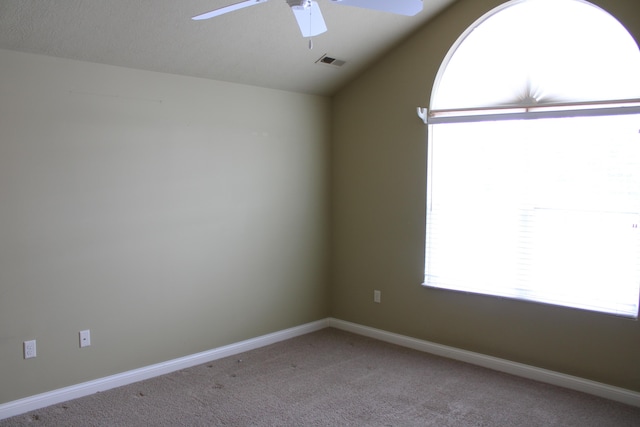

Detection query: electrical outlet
xmin=374 ymin=290 xmax=381 ymax=303
xmin=79 ymin=330 xmax=91 ymax=348
xmin=24 ymin=340 xmax=37 ymax=359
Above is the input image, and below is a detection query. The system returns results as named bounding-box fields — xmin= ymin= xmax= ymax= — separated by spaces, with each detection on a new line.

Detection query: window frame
xmin=421 ymin=0 xmax=640 ymax=318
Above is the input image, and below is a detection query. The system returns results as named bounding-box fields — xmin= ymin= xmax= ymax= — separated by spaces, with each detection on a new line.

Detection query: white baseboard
xmin=0 ymin=319 xmax=329 ymax=420
xmin=326 ymin=317 xmax=640 ymax=408
xmin=2 ymin=317 xmax=638 ymax=420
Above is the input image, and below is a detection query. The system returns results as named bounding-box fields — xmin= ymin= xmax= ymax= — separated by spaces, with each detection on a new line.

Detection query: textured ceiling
xmin=0 ymin=0 xmax=455 ymax=95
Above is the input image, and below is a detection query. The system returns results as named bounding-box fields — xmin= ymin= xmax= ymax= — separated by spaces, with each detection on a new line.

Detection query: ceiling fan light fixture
xmin=289 ymin=0 xmax=327 ymax=37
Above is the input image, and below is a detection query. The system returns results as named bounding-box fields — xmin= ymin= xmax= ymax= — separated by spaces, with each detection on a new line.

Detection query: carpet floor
xmin=1 ymin=328 xmax=639 ymax=426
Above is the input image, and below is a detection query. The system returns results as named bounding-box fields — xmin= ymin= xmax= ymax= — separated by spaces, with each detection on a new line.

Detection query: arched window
xmin=421 ymin=0 xmax=640 ymax=318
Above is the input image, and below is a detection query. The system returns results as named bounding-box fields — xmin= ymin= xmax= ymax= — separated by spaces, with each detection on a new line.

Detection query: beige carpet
xmin=1 ymin=328 xmax=639 ymax=426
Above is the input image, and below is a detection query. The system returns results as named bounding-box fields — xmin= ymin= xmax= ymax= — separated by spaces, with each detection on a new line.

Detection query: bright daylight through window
xmin=423 ymin=0 xmax=640 ymax=318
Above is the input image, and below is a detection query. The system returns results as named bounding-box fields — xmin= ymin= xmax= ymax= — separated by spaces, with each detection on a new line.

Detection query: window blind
xmin=423 ymin=114 xmax=640 ymax=318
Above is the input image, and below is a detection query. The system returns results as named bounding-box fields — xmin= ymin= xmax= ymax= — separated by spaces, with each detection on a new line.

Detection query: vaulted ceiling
xmin=0 ymin=0 xmax=456 ymax=95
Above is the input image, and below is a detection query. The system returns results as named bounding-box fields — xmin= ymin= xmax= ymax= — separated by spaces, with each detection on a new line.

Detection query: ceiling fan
xmin=192 ymin=0 xmax=423 ymax=42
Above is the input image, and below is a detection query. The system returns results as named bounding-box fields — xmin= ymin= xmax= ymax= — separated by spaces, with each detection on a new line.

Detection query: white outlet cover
xmin=79 ymin=330 xmax=91 ymax=348
xmin=24 ymin=340 xmax=36 ymax=359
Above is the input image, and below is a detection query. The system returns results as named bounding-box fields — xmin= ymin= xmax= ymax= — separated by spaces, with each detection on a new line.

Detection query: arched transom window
xmin=421 ymin=0 xmax=640 ymax=318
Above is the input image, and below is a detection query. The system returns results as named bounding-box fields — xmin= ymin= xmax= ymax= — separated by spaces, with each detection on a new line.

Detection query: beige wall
xmin=2 ymin=0 xmax=640 ymax=408
xmin=0 ymin=49 xmax=330 ymax=404
xmin=330 ymin=0 xmax=640 ymax=392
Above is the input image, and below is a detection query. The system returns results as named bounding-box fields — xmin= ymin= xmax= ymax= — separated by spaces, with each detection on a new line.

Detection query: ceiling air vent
xmin=316 ymin=54 xmax=346 ymax=67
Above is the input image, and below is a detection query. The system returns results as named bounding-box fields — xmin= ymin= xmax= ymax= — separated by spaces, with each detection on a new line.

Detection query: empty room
xmin=1 ymin=0 xmax=639 ymax=425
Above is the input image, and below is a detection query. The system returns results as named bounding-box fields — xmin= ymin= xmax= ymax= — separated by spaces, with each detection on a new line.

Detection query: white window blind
xmin=424 ymin=114 xmax=640 ymax=318
xmin=423 ymin=0 xmax=640 ymax=318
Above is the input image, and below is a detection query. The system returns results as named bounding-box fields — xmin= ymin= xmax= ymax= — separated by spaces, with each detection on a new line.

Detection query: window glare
xmin=432 ymin=0 xmax=640 ymax=110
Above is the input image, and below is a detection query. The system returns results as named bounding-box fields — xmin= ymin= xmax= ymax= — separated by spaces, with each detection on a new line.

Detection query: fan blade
xmin=329 ymin=0 xmax=422 ymax=16
xmin=291 ymin=1 xmax=327 ymax=37
xmin=192 ymin=0 xmax=269 ymax=20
